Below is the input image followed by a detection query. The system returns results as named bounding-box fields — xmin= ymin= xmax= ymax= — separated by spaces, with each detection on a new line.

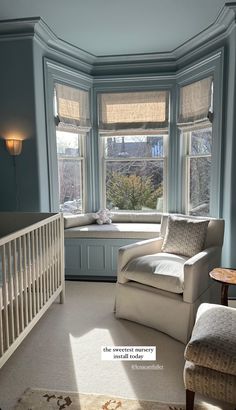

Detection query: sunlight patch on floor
xmin=69 ymin=329 xmax=137 ymax=396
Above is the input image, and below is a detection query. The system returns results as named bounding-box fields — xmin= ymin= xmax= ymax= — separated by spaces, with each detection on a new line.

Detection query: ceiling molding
xmin=0 ymin=3 xmax=235 ymax=75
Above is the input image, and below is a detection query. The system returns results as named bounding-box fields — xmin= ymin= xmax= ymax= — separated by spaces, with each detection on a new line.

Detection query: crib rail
xmin=0 ymin=213 xmax=64 ymax=368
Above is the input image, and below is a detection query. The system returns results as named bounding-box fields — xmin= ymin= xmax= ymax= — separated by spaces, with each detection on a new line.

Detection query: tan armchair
xmin=115 ymin=214 xmax=224 ymax=343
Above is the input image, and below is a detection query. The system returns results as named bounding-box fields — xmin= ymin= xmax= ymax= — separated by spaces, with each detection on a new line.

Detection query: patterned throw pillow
xmin=161 ymin=215 xmax=209 ymax=257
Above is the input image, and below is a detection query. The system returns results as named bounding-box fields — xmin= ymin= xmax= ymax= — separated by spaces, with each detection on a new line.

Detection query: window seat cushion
xmin=64 ymin=222 xmax=161 ymax=239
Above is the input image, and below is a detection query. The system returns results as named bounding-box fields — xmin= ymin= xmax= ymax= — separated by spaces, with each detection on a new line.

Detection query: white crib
xmin=0 ymin=212 xmax=64 ymax=369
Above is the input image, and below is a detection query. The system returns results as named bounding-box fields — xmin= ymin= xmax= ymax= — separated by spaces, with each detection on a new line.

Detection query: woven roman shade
xmin=178 ymin=77 xmax=213 ymax=131
xmin=98 ymin=91 xmax=169 ymax=135
xmin=55 ymin=83 xmax=91 ymax=133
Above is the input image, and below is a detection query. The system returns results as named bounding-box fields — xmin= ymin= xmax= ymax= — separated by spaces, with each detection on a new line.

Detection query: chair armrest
xmin=183 ymin=246 xmax=222 ymax=303
xmin=117 ymin=237 xmax=163 ymax=283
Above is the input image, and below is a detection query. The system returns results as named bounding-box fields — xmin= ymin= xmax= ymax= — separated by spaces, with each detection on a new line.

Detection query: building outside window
xmin=178 ymin=77 xmax=213 ymax=216
xmin=98 ymin=90 xmax=169 ymax=211
xmin=54 ymin=83 xmax=90 ymax=213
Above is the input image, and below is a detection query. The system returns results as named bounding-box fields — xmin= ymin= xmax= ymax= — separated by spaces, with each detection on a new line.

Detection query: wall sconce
xmin=5 ymin=139 xmax=23 ymax=156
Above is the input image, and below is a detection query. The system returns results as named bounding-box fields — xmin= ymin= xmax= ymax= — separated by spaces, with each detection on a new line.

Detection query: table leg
xmin=221 ymin=284 xmax=229 ymax=306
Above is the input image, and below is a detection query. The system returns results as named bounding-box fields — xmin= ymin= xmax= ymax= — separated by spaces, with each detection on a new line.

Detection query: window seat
xmin=64 ymin=222 xmax=161 ymax=239
xmin=64 ymin=212 xmax=162 ymax=280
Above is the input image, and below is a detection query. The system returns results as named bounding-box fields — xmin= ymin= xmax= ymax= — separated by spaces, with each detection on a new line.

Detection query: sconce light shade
xmin=5 ymin=139 xmax=23 ymax=156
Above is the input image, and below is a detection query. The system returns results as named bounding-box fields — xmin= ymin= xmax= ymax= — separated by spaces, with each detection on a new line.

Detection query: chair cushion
xmin=161 ymin=215 xmax=209 ymax=257
xmin=184 ymin=303 xmax=236 ymax=376
xmin=124 ymin=252 xmax=188 ymax=294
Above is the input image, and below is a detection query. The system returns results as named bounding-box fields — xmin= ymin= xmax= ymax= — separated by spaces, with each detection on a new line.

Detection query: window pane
xmin=106 ymin=160 xmax=164 ymax=211
xmin=189 ymin=157 xmax=211 ymax=216
xmin=56 ymin=130 xmax=83 ymax=213
xmin=105 ymin=136 xmax=164 ymax=158
xmin=56 ymin=130 xmax=81 ymax=156
xmin=190 ymin=128 xmax=212 ymax=155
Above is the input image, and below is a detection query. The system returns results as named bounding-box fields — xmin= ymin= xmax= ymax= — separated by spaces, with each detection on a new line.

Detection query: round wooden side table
xmin=209 ymin=268 xmax=236 ymax=306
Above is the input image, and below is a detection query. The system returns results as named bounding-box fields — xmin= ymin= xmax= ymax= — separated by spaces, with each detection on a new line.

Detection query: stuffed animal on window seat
xmin=93 ymin=209 xmax=112 ymax=225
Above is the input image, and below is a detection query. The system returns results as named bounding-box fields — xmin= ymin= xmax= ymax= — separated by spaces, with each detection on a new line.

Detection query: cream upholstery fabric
xmin=184 ymin=303 xmax=236 ymax=405
xmin=185 ymin=304 xmax=236 ymax=376
xmin=124 ymin=252 xmax=188 ymax=294
xmin=112 ymin=212 xmax=162 ymax=223
xmin=64 ymin=223 xmax=161 ymax=239
xmin=161 ymin=215 xmax=209 ymax=257
xmin=160 ymin=214 xmax=224 ymax=248
xmin=115 ymin=215 xmax=224 ymax=343
xmin=64 ymin=213 xmax=95 ymax=229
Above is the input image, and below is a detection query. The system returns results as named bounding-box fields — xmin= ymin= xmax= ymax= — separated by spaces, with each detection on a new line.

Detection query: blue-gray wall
xmin=221 ymin=27 xmax=236 ymax=293
xmin=0 ymin=38 xmax=40 ymax=211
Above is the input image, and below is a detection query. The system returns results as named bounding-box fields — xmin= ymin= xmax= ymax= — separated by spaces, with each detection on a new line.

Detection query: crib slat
xmin=55 ymin=219 xmax=59 ymax=290
xmin=23 ymin=235 xmax=28 ymax=326
xmin=0 ymin=289 xmax=4 ymax=357
xmin=35 ymin=228 xmax=40 ymax=313
xmin=54 ymin=221 xmax=57 ymax=290
xmin=31 ymin=231 xmax=36 ymax=318
xmin=45 ymin=224 xmax=50 ymax=300
xmin=55 ymin=220 xmax=58 ymax=291
xmin=48 ymin=223 xmax=52 ymax=298
xmin=7 ymin=242 xmax=15 ymax=343
xmin=51 ymin=222 xmax=55 ymax=293
xmin=18 ymin=237 xmax=24 ymax=332
xmin=57 ymin=220 xmax=61 ymax=286
xmin=42 ymin=225 xmax=47 ymax=303
xmin=27 ymin=233 xmax=33 ymax=322
xmin=13 ymin=240 xmax=20 ymax=338
xmin=39 ymin=227 xmax=43 ymax=308
xmin=2 ymin=245 xmax=9 ymax=350
xmin=46 ymin=224 xmax=51 ymax=300
xmin=51 ymin=221 xmax=55 ymax=293
xmin=60 ymin=215 xmax=65 ymax=304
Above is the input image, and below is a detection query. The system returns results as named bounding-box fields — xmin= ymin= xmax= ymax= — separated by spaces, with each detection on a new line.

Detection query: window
xmin=178 ymin=77 xmax=213 ymax=216
xmin=185 ymin=127 xmax=212 ymax=215
xmin=54 ymin=83 xmax=90 ymax=213
xmin=98 ymin=91 xmax=169 ymax=211
xmin=56 ymin=130 xmax=84 ymax=213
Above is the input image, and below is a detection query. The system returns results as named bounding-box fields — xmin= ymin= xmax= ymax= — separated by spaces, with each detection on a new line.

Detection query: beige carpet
xmin=0 ymin=282 xmax=234 ymax=410
xmin=14 ymin=388 xmax=220 ymax=410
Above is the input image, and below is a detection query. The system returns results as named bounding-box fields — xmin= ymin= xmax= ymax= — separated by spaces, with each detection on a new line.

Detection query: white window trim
xmin=184 ymin=130 xmax=212 ymax=215
xmin=56 ymin=129 xmax=86 ymax=213
xmin=99 ymin=136 xmax=168 ymax=212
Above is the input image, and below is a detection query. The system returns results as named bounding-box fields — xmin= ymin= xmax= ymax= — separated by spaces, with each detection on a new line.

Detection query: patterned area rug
xmin=14 ymin=388 xmax=220 ymax=410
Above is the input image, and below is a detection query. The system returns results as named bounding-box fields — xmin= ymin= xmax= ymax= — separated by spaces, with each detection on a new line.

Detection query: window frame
xmin=183 ymin=129 xmax=212 ymax=215
xmin=96 ymin=86 xmax=171 ymax=212
xmin=44 ymin=58 xmax=93 ymax=212
xmin=56 ymin=128 xmax=86 ymax=213
xmin=99 ymin=134 xmax=168 ymax=211
xmin=176 ymin=50 xmax=224 ymax=217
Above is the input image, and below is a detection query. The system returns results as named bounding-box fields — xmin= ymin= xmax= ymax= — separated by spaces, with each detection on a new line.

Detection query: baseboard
xmin=228 ymin=299 xmax=236 ymax=308
xmin=65 ymin=275 xmax=117 ymax=283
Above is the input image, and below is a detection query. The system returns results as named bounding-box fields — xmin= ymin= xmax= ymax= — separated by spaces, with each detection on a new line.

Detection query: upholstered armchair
xmin=115 ymin=214 xmax=224 ymax=343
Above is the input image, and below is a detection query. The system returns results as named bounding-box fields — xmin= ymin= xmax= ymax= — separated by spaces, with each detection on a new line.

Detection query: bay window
xmin=54 ymin=83 xmax=90 ymax=213
xmin=178 ymin=77 xmax=213 ymax=216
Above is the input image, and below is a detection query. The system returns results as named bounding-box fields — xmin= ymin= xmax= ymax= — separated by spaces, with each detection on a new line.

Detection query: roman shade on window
xmin=178 ymin=77 xmax=213 ymax=131
xmin=55 ymin=83 xmax=91 ymax=133
xmin=98 ymin=91 xmax=169 ymax=135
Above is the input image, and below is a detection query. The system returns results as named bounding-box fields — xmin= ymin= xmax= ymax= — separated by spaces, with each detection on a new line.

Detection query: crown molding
xmin=92 ymin=4 xmax=235 ymax=75
xmin=0 ymin=3 xmax=235 ymax=76
xmin=225 ymin=1 xmax=236 ymax=15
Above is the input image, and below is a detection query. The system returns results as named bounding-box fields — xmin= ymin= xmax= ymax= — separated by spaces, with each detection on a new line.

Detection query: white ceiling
xmin=0 ymin=0 xmax=225 ymax=56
